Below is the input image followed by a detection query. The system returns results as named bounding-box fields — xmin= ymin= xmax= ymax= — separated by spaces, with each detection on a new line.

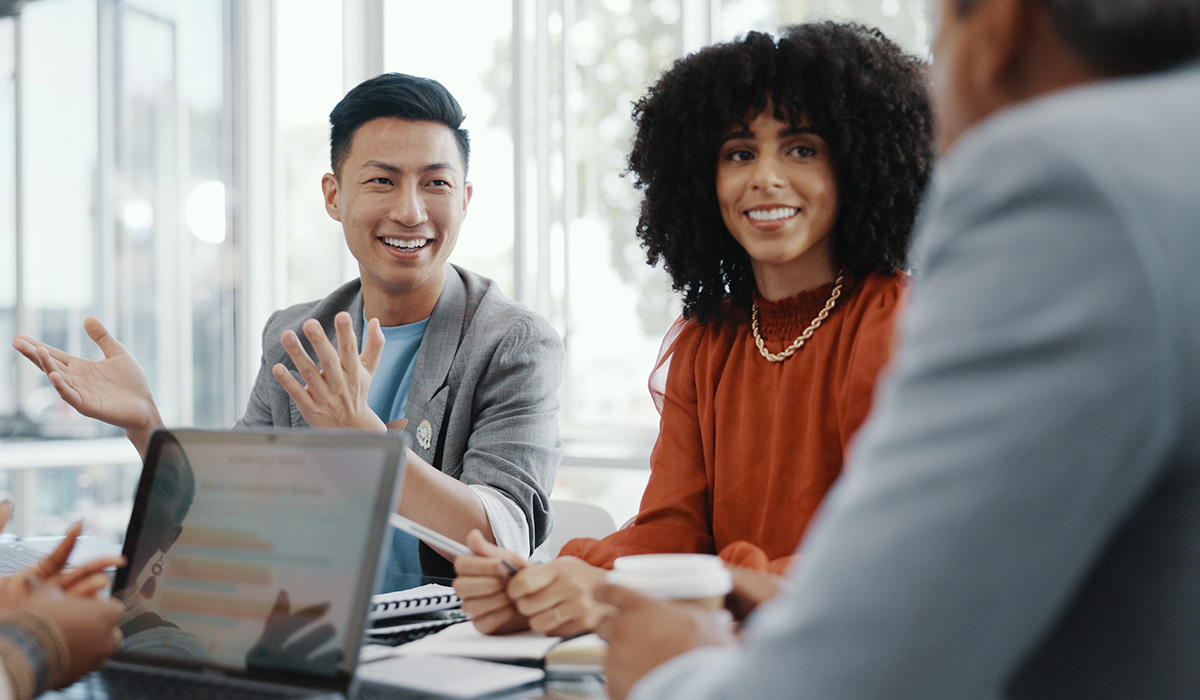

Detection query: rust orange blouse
xmin=560 ymin=271 xmax=908 ymax=574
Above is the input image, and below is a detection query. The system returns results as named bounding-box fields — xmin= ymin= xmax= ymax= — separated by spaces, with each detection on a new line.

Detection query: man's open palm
xmin=12 ymin=316 xmax=162 ymax=441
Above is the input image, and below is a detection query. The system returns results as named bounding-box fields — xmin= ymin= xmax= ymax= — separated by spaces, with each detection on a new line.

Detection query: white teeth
xmin=382 ymin=238 xmax=429 ymax=250
xmin=747 ymin=207 xmax=799 ymax=222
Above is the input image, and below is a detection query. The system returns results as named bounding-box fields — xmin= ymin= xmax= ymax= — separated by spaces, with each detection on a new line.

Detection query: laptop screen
xmin=111 ymin=429 xmax=402 ymax=681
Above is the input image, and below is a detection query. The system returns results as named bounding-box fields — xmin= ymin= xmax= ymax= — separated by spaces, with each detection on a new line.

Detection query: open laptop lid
xmin=109 ymin=428 xmax=404 ymax=693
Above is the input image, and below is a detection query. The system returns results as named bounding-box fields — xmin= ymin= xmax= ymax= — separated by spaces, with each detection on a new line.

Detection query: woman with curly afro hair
xmin=454 ymin=21 xmax=934 ymax=637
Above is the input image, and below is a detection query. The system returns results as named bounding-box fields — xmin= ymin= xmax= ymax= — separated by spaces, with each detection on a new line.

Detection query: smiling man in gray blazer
xmin=14 ymin=73 xmax=563 ymax=587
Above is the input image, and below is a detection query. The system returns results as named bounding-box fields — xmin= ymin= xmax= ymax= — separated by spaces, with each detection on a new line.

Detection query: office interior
xmin=0 ymin=0 xmax=928 ymax=543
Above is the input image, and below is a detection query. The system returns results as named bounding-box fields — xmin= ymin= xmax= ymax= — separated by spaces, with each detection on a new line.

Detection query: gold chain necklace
xmin=751 ymin=269 xmax=845 ymax=363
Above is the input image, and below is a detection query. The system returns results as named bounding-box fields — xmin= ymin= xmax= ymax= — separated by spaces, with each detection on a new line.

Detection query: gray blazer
xmin=631 ymin=60 xmax=1200 ymax=700
xmin=235 ymin=264 xmax=564 ymax=572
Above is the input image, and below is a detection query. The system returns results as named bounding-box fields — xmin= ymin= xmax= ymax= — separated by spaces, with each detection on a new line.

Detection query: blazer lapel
xmin=405 ymin=267 xmax=467 ymax=458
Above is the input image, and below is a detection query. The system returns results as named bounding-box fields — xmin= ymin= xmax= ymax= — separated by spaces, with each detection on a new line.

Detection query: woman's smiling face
xmin=715 ymin=108 xmax=840 ymax=299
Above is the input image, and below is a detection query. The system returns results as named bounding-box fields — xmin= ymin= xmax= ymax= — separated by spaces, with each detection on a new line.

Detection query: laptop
xmin=45 ymin=427 xmax=404 ymax=700
xmin=0 ymin=536 xmax=123 ymax=575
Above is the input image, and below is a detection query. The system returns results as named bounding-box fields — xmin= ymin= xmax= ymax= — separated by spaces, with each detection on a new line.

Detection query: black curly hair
xmin=629 ymin=22 xmax=933 ymax=321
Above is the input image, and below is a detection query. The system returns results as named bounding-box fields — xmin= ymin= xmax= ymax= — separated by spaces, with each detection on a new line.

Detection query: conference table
xmin=357 ymin=674 xmax=608 ymax=700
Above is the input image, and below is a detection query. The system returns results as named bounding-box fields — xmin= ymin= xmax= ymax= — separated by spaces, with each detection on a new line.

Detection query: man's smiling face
xmin=322 ymin=117 xmax=472 ymax=314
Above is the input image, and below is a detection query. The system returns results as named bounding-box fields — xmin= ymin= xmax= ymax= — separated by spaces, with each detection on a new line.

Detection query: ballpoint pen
xmin=389 ymin=513 xmax=521 ymax=576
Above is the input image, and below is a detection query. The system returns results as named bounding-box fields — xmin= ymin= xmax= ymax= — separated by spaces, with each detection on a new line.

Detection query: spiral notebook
xmin=367 ymin=583 xmax=467 ymax=645
xmin=368 ymin=583 xmax=461 ymax=622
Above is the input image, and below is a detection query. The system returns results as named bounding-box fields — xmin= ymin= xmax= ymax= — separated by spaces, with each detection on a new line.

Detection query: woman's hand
xmin=505 ymin=556 xmax=610 ymax=637
xmin=0 ymin=505 xmax=124 ymax=610
xmin=18 ymin=580 xmax=125 ymax=687
xmin=12 ymin=317 xmax=163 ymax=454
xmin=453 ymin=530 xmax=532 ymax=634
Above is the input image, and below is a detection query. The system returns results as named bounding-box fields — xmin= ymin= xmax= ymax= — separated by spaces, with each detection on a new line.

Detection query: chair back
xmin=544 ymin=499 xmax=618 ymax=557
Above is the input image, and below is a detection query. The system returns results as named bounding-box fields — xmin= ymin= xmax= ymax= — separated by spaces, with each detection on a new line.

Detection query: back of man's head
xmin=329 ymin=72 xmax=471 ymax=178
xmin=958 ymin=0 xmax=1200 ymax=75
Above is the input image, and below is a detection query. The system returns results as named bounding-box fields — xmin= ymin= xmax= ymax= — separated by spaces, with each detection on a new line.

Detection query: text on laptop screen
xmin=113 ymin=432 xmax=395 ymax=677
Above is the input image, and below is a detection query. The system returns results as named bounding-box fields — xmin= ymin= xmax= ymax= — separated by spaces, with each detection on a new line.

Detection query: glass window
xmin=718 ymin=0 xmax=930 ymax=53
xmin=0 ymin=0 xmax=233 ymax=541
xmin=18 ymin=0 xmax=99 ymax=437
xmin=277 ymin=0 xmax=348 ymax=308
xmin=1 ymin=17 xmax=15 ymax=421
xmin=178 ymin=0 xmax=235 ymax=427
xmin=383 ymin=0 xmax=515 ymax=295
xmin=562 ymin=0 xmax=681 ymax=431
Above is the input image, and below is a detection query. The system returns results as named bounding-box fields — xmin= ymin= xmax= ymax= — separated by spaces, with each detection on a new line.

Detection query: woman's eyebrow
xmin=720 ymin=127 xmax=753 ymax=143
xmin=720 ymin=124 xmax=821 ymax=143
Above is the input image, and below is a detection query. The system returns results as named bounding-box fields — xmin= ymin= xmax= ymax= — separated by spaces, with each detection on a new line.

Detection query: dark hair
xmin=957 ymin=0 xmax=1200 ymax=75
xmin=329 ymin=72 xmax=471 ymax=177
xmin=628 ymin=22 xmax=933 ymax=321
xmin=153 ymin=434 xmax=195 ymax=526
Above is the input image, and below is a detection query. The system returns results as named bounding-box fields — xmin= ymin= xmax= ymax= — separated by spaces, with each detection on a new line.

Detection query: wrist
xmin=125 ymin=407 xmax=164 ymax=452
xmin=341 ymin=412 xmax=388 ymax=433
xmin=0 ymin=610 xmax=70 ymax=698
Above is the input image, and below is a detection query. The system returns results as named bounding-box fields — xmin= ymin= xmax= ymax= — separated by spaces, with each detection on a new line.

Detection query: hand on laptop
xmin=0 ymin=502 xmax=124 ymax=608
xmin=12 ymin=317 xmax=164 ymax=457
xmin=271 ymin=312 xmax=389 ymax=432
xmin=19 ymin=577 xmax=125 ymax=687
xmin=0 ymin=500 xmax=125 ymax=690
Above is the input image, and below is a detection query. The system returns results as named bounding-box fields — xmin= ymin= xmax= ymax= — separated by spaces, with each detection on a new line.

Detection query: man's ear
xmin=972 ymin=0 xmax=1032 ymax=97
xmin=321 ymin=172 xmax=342 ymax=222
xmin=463 ymin=181 xmax=473 ymax=212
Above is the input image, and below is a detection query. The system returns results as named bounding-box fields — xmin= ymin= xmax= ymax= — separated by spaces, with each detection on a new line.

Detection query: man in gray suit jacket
xmin=13 ymin=74 xmax=563 ymax=585
xmin=593 ymin=2 xmax=1200 ymax=699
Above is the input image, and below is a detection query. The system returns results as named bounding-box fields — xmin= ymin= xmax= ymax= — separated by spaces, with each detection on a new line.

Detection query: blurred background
xmin=0 ymin=0 xmax=929 ymax=542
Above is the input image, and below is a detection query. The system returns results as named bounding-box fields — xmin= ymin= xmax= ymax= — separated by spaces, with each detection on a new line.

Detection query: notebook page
xmin=396 ymin=621 xmax=562 ymax=662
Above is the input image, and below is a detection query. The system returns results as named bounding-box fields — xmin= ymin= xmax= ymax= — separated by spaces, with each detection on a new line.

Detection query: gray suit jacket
xmin=235 ymin=264 xmax=563 ymax=573
xmin=633 ymin=60 xmax=1200 ymax=700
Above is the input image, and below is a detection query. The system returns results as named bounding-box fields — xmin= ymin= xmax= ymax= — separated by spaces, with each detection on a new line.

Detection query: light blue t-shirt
xmin=367 ymin=318 xmax=428 ymax=424
xmin=366 ymin=316 xmax=429 ymax=592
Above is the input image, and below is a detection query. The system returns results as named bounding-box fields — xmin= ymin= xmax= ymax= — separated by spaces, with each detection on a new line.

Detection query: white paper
xmin=356 ymin=654 xmax=544 ymax=697
xmin=396 ymin=620 xmax=563 ymax=661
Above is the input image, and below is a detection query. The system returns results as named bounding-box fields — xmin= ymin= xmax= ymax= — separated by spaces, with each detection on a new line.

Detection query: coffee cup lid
xmin=607 ymin=554 xmax=732 ymax=600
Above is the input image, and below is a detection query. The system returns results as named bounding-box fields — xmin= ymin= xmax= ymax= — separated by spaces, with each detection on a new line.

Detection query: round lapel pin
xmin=417 ymin=420 xmax=433 ymax=450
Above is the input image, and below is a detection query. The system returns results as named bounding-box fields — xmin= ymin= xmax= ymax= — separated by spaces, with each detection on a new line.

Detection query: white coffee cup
xmin=606 ymin=553 xmax=732 ymax=610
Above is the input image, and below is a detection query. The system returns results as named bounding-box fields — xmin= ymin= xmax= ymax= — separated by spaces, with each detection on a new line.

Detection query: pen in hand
xmin=388 ymin=514 xmax=521 ymax=576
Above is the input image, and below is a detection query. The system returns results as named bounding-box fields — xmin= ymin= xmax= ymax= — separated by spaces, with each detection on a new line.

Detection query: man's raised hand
xmin=271 ymin=312 xmax=388 ymax=431
xmin=12 ymin=317 xmax=163 ymax=456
